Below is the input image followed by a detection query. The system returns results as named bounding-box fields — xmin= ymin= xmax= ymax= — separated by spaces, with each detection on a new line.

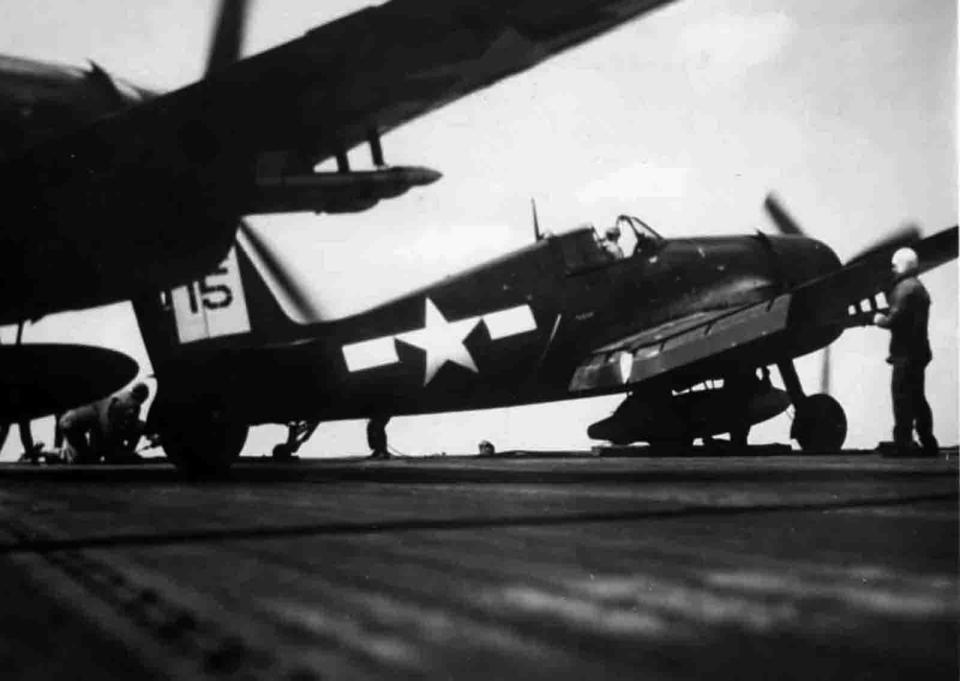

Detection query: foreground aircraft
xmin=0 ymin=0 xmax=678 ymax=423
xmin=134 ymin=199 xmax=957 ymax=474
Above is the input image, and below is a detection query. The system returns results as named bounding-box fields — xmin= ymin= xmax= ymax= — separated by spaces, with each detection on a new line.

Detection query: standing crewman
xmin=873 ymin=247 xmax=939 ymax=457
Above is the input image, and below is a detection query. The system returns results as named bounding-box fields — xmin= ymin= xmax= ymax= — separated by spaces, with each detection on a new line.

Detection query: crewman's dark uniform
xmin=875 ymin=275 xmax=938 ymax=456
xmin=367 ymin=415 xmax=390 ymax=459
xmin=98 ymin=390 xmax=147 ymax=462
xmin=57 ymin=403 xmax=101 ymax=463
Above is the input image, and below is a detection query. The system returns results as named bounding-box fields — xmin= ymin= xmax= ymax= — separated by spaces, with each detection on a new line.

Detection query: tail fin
xmin=167 ymin=244 xmax=253 ymax=345
xmin=133 ymin=222 xmax=317 ymax=371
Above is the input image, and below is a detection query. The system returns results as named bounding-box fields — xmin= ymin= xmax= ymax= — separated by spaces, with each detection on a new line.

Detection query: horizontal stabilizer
xmin=0 ymin=344 xmax=139 ymax=423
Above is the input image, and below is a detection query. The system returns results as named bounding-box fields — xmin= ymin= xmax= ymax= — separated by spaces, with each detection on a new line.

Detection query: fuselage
xmin=150 ymin=225 xmax=842 ymax=426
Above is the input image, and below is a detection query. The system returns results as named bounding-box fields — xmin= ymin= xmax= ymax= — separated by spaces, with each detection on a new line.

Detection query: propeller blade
xmin=206 ymin=0 xmax=250 ymax=75
xmin=237 ymin=220 xmax=321 ymax=321
xmin=845 ymin=223 xmax=921 ymax=265
xmin=763 ymin=194 xmax=805 ymax=236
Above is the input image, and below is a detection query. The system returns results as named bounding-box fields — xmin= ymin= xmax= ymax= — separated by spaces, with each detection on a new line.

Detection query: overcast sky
xmin=0 ymin=0 xmax=955 ymax=458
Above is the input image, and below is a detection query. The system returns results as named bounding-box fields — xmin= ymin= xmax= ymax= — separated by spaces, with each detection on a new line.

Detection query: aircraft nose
xmin=778 ymin=236 xmax=842 ymax=286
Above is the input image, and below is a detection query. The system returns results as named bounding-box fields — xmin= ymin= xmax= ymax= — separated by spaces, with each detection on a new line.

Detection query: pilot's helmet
xmin=605 ymin=225 xmax=621 ymax=240
xmin=130 ymin=382 xmax=150 ymax=403
xmin=891 ymin=247 xmax=919 ymax=275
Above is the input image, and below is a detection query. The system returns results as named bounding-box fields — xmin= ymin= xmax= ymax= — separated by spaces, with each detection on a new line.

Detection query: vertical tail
xmin=133 ymin=219 xmax=320 ymax=374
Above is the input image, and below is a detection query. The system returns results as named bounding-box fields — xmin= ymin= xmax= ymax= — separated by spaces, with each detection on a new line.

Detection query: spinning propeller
xmin=762 ymin=193 xmax=920 ymax=395
xmin=202 ymin=1 xmax=320 ymax=323
xmin=237 ymin=220 xmax=322 ymax=322
xmin=205 ymin=0 xmax=250 ymax=75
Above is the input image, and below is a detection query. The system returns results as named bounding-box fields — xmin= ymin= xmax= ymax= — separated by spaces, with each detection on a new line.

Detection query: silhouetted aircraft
xmin=0 ymin=0 xmax=679 ymax=423
xmin=134 ymin=196 xmax=957 ymax=474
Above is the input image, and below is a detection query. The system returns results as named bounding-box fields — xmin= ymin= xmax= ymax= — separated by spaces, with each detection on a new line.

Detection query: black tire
xmin=156 ymin=401 xmax=248 ymax=477
xmin=272 ymin=443 xmax=295 ymax=460
xmin=792 ymin=393 xmax=847 ymax=452
xmin=729 ymin=427 xmax=749 ymax=448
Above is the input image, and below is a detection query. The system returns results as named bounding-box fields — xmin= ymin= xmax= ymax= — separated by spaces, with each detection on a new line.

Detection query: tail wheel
xmin=156 ymin=400 xmax=248 ymax=477
xmin=792 ymin=393 xmax=847 ymax=452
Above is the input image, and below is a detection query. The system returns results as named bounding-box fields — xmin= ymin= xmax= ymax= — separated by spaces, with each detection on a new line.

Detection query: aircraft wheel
xmin=157 ymin=402 xmax=248 ymax=477
xmin=792 ymin=393 xmax=847 ymax=452
xmin=272 ymin=443 xmax=295 ymax=460
xmin=729 ymin=427 xmax=749 ymax=448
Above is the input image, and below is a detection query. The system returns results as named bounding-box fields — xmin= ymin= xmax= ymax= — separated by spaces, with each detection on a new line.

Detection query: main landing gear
xmin=272 ymin=420 xmax=320 ymax=460
xmin=777 ymin=360 xmax=847 ymax=452
xmin=153 ymin=397 xmax=248 ymax=477
xmin=367 ymin=415 xmax=391 ymax=459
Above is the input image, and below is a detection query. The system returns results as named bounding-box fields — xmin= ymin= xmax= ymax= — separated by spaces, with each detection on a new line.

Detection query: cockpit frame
xmin=613 ymin=214 xmax=664 ymax=257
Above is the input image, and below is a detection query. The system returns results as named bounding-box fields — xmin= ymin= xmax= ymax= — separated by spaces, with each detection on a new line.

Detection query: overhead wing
xmin=164 ymin=0 xmax=672 ymax=162
xmin=0 ymin=0 xmax=679 ymax=323
xmin=569 ymin=225 xmax=958 ymax=394
xmin=17 ymin=0 xmax=679 ymax=174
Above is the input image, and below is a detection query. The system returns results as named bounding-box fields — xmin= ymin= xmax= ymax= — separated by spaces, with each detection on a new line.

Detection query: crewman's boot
xmin=920 ymin=436 xmax=940 ymax=457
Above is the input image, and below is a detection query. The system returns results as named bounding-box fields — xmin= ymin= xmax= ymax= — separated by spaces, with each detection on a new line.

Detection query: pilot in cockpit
xmin=601 ymin=224 xmax=624 ymax=260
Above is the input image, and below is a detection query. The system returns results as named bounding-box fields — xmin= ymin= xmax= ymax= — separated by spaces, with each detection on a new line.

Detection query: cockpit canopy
xmin=555 ymin=214 xmax=664 ymax=271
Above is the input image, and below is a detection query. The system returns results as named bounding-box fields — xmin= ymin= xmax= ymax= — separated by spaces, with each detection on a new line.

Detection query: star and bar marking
xmin=342 ymin=298 xmax=537 ymax=385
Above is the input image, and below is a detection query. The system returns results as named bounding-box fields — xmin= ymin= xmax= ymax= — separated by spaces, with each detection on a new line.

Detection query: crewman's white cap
xmin=891 ymin=247 xmax=919 ymax=274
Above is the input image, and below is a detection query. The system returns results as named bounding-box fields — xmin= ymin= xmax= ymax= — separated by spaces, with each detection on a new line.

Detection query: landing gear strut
xmin=273 ymin=420 xmax=319 ymax=460
xmin=777 ymin=360 xmax=847 ymax=452
xmin=367 ymin=415 xmax=391 ymax=459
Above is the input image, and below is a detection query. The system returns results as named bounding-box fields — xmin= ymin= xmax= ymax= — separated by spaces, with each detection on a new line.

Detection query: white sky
xmin=0 ymin=0 xmax=956 ymax=458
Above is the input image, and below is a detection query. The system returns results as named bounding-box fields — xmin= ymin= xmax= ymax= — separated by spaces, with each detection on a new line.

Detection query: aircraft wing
xmin=569 ymin=225 xmax=958 ymax=394
xmin=0 ymin=0 xmax=680 ymax=323
xmin=19 ymin=0 xmax=679 ymax=178
xmin=569 ymin=297 xmax=793 ymax=392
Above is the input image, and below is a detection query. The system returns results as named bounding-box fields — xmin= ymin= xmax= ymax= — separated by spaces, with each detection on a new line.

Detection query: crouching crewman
xmin=58 ymin=382 xmax=150 ymax=464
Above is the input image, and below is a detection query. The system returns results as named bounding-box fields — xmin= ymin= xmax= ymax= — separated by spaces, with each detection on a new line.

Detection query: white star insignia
xmin=397 ymin=298 xmax=480 ymax=385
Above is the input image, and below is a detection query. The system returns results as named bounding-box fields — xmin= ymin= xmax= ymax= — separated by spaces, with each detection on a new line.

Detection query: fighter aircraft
xmin=0 ymin=0 xmax=680 ymax=424
xmin=134 ymin=196 xmax=957 ymax=474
